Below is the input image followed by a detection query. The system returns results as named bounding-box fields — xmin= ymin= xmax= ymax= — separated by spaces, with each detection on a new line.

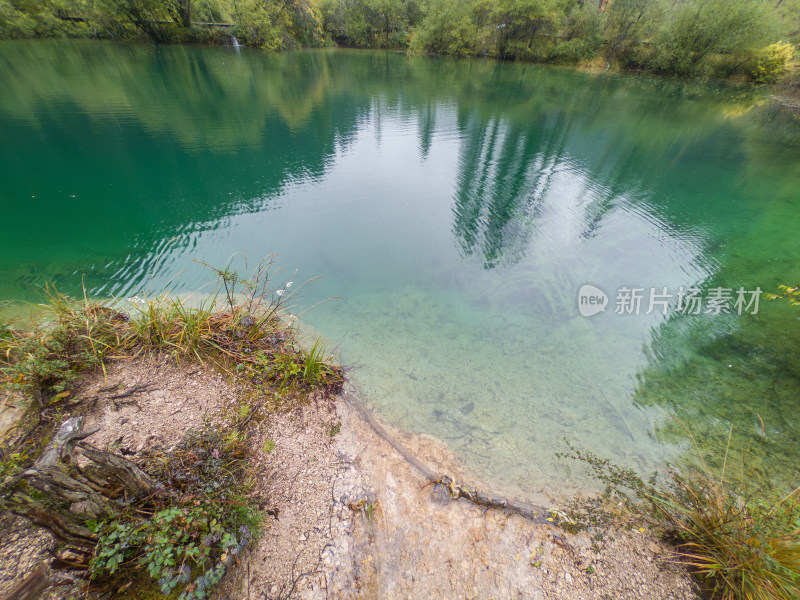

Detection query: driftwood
xmin=9 ymin=417 xmax=158 ymax=547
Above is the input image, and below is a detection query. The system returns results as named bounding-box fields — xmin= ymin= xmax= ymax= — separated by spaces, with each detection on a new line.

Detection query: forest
xmin=0 ymin=0 xmax=798 ymax=81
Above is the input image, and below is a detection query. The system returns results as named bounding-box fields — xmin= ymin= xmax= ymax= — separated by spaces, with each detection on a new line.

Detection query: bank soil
xmin=0 ymin=358 xmax=698 ymax=600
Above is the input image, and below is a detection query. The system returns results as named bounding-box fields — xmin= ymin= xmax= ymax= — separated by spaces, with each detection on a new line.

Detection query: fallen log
xmin=8 ymin=417 xmax=159 ymax=547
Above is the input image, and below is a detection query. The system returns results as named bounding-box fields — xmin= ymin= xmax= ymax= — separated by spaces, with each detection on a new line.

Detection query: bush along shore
xmin=0 ymin=262 xmax=798 ymax=600
xmin=0 ymin=259 xmax=345 ymax=599
xmin=0 ymin=0 xmax=798 ymax=83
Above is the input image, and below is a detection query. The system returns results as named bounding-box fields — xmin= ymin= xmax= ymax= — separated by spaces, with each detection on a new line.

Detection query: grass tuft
xmin=559 ymin=425 xmax=800 ymax=600
xmin=0 ymin=257 xmax=345 ymax=407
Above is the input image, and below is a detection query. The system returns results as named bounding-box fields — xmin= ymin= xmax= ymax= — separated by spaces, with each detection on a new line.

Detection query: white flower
xmin=276 ymin=289 xmax=284 ymax=296
xmin=285 ymin=281 xmax=293 ymax=288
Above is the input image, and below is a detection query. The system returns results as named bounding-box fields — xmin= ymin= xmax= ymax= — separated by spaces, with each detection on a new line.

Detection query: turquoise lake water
xmin=1 ymin=40 xmax=799 ymax=497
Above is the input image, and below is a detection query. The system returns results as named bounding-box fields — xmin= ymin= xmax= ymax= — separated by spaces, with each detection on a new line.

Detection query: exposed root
xmin=344 ymin=392 xmax=555 ymax=525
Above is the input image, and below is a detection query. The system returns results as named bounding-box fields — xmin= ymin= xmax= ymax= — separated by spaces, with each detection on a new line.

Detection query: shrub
xmin=409 ymin=0 xmax=482 ymax=57
xmin=751 ymin=42 xmax=796 ymax=83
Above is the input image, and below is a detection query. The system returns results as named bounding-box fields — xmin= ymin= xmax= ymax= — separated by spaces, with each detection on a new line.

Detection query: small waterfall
xmin=231 ymin=36 xmax=241 ymax=48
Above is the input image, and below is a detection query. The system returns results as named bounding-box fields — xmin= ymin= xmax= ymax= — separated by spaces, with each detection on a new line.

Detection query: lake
xmin=1 ymin=40 xmax=799 ymax=498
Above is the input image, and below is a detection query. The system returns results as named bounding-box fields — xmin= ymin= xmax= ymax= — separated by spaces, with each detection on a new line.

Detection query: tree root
xmin=344 ymin=393 xmax=555 ymax=525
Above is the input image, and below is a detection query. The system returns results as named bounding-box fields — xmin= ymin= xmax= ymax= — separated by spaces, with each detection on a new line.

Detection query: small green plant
xmin=348 ymin=498 xmax=377 ymax=525
xmin=271 ymin=351 xmax=303 ymax=388
xmin=302 ymin=338 xmax=328 ymax=385
xmin=0 ymin=444 xmax=33 ymax=483
xmin=261 ymin=339 xmax=344 ymax=394
xmin=327 ymin=421 xmax=341 ymax=437
xmin=262 ymin=438 xmax=275 ymax=454
xmin=88 ymin=424 xmax=261 ymax=599
xmin=90 ymin=503 xmax=250 ymax=599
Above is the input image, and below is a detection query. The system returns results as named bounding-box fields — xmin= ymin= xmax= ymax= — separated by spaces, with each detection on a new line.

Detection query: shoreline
xmin=0 ymin=37 xmax=792 ymax=88
xmin=0 ymin=355 xmax=699 ymax=599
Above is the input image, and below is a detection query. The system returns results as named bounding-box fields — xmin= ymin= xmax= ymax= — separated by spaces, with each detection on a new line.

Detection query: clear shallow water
xmin=2 ymin=40 xmax=800 ymax=496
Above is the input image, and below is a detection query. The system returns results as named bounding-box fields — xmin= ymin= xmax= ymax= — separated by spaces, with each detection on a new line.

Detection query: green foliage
xmin=561 ymin=5 xmax=604 ymax=60
xmin=0 ymin=0 xmax=326 ymax=46
xmin=487 ymin=0 xmax=564 ymax=60
xmin=322 ymin=0 xmax=418 ymax=47
xmin=89 ymin=424 xmax=259 ymax=599
xmin=301 ymin=337 xmax=331 ymax=385
xmin=91 ymin=506 xmax=247 ymax=599
xmin=101 ymin=0 xmax=176 ymax=42
xmin=255 ymin=338 xmax=343 ymax=393
xmin=409 ymin=0 xmax=482 ymax=56
xmin=2 ymin=0 xmax=798 ymax=82
xmin=647 ymin=0 xmax=779 ymax=77
xmin=231 ymin=0 xmax=293 ymax=49
xmin=0 ymin=0 xmax=100 ymax=38
xmin=0 ymin=290 xmax=122 ymax=404
xmin=560 ymin=431 xmax=800 ymax=600
xmin=0 ymin=0 xmax=39 ymax=38
xmin=0 ymin=444 xmax=33 ymax=482
xmin=751 ymin=42 xmax=796 ymax=83
xmin=767 ymin=283 xmax=800 ymax=306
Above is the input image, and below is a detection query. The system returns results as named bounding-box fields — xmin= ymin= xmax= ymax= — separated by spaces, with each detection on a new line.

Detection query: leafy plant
xmin=253 ymin=337 xmax=344 ymax=394
xmin=270 ymin=351 xmax=303 ymax=388
xmin=88 ymin=424 xmax=260 ymax=599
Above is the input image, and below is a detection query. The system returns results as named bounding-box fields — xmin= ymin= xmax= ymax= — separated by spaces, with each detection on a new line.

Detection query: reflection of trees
xmin=0 ymin=42 xmax=357 ymax=150
xmin=444 ymin=62 xmax=769 ymax=268
xmin=0 ymin=40 xmax=788 ymax=293
xmin=416 ymin=102 xmax=436 ymax=159
xmin=0 ymin=43 xmax=371 ymax=285
xmin=451 ymin=111 xmax=567 ymax=268
xmin=740 ymin=101 xmax=800 ymax=203
xmin=622 ymin=95 xmax=800 ymax=487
